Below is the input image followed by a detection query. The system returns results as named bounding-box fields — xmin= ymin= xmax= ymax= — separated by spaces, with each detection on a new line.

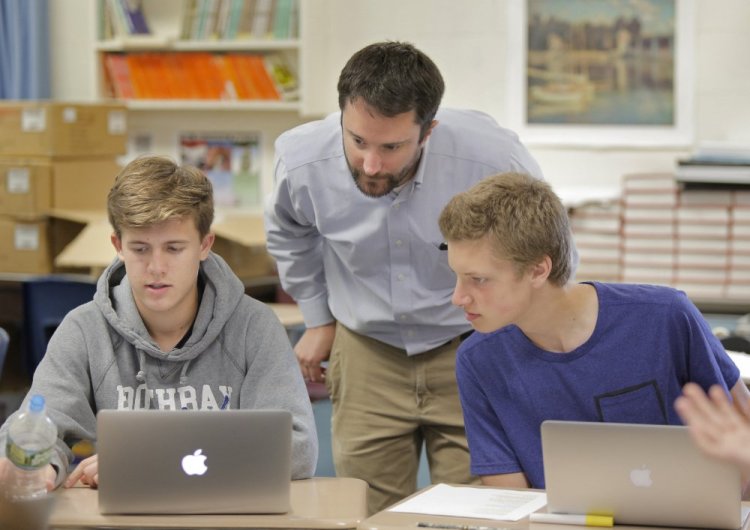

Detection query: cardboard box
xmin=0 ymin=102 xmax=127 ymax=157
xmin=51 ymin=210 xmax=277 ymax=280
xmin=0 ymin=157 xmax=120 ymax=215
xmin=0 ymin=216 xmax=52 ymax=274
xmin=0 ymin=161 xmax=52 ymax=215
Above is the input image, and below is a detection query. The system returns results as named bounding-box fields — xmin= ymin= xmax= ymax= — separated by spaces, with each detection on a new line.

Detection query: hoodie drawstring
xmin=135 ymin=349 xmax=146 ymax=383
xmin=179 ymin=359 xmax=192 ymax=385
xmin=136 ymin=348 xmax=191 ymax=389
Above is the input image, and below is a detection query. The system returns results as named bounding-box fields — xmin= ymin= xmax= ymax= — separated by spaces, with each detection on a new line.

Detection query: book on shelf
xmin=263 ymin=52 xmax=299 ymax=100
xmin=103 ymin=0 xmax=151 ymax=38
xmin=622 ymin=221 xmax=675 ymax=237
xmin=572 ymin=232 xmax=621 ymax=247
xmin=621 ymin=264 xmax=674 ymax=284
xmin=102 ymin=51 xmax=292 ymax=101
xmin=676 ymin=237 xmax=729 ymax=254
xmin=676 ymin=159 xmax=750 ymax=186
xmin=674 ymin=280 xmax=726 ymax=300
xmin=623 ymin=252 xmax=675 ymax=267
xmin=622 ymin=172 xmax=677 ymax=191
xmin=676 ymin=252 xmax=729 ymax=268
xmin=102 ymin=54 xmax=135 ymax=99
xmin=622 ymin=206 xmax=675 ymax=222
xmin=179 ymin=0 xmax=299 ymax=41
xmin=676 ymin=222 xmax=730 ymax=239
xmin=679 ymin=188 xmax=734 ymax=206
xmin=622 ymin=236 xmax=675 ymax=252
xmin=676 ymin=206 xmax=730 ymax=224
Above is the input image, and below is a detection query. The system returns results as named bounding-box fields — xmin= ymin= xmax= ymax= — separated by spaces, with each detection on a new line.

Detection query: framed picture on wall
xmin=506 ymin=0 xmax=694 ymax=147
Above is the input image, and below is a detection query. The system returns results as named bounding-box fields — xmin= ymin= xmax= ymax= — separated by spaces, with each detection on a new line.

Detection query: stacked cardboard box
xmin=0 ymin=102 xmax=127 ymax=274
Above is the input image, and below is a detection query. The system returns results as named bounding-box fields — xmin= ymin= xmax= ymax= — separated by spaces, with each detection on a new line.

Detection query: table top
xmin=47 ymin=477 xmax=367 ymax=529
xmin=359 ymin=484 xmax=750 ymax=530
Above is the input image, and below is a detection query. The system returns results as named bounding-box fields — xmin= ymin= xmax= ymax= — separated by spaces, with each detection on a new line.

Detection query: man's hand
xmin=0 ymin=457 xmax=57 ymax=492
xmin=64 ymin=454 xmax=98 ymax=489
xmin=294 ymin=324 xmax=335 ymax=383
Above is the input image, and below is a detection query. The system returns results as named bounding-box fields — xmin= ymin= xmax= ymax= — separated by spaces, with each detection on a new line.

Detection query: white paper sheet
xmin=388 ymin=484 xmax=547 ymax=522
xmin=728 ymin=351 xmax=750 ymax=383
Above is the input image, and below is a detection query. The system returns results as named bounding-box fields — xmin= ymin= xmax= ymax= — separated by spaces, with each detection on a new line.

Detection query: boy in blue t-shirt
xmin=437 ymin=172 xmax=749 ymax=489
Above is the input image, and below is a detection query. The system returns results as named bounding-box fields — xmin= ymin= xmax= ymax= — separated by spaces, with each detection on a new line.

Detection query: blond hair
xmin=107 ymin=156 xmax=214 ymax=239
xmin=438 ymin=172 xmax=573 ymax=286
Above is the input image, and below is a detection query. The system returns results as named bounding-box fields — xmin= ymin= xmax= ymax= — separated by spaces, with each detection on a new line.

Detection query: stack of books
xmin=676 ymin=143 xmax=750 ymax=186
xmin=674 ymin=189 xmax=731 ymax=299
xmin=569 ymin=200 xmax=621 ymax=283
xmin=620 ymin=174 xmax=678 ymax=285
xmin=568 ymin=171 xmax=750 ymax=302
xmin=728 ymin=189 xmax=750 ymax=300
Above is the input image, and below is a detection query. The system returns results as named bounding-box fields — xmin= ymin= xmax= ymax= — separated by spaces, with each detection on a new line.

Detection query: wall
xmin=49 ymin=0 xmax=750 ymax=202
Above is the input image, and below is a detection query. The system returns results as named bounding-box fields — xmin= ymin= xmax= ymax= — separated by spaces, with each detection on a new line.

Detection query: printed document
xmin=388 ymin=484 xmax=547 ymax=521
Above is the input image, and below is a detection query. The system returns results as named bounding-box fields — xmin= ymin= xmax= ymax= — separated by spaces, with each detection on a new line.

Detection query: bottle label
xmin=6 ymin=440 xmax=53 ymax=470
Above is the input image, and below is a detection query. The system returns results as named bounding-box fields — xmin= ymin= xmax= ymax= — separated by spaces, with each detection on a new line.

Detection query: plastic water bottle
xmin=5 ymin=394 xmax=57 ymax=501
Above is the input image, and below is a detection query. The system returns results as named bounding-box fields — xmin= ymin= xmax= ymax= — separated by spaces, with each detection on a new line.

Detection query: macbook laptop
xmin=96 ymin=409 xmax=292 ymax=515
xmin=541 ymin=420 xmax=746 ymax=530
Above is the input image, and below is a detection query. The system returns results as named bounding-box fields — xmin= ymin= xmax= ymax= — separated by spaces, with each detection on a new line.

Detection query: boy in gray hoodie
xmin=0 ymin=156 xmax=318 ymax=490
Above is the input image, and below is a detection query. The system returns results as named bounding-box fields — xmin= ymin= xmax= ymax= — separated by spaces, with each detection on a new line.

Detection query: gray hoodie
xmin=0 ymin=252 xmax=318 ymax=485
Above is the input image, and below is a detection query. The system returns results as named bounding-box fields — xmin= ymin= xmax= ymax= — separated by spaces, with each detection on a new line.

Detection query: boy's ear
xmin=200 ymin=232 xmax=215 ymax=260
xmin=529 ymin=255 xmax=552 ymax=286
xmin=111 ymin=233 xmax=124 ymax=259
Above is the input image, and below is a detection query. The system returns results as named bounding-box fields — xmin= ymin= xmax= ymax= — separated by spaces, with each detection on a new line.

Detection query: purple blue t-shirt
xmin=456 ymin=282 xmax=739 ymax=488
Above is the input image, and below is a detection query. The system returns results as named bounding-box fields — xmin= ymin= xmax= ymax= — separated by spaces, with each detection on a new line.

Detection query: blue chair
xmin=0 ymin=327 xmax=9 ymax=381
xmin=22 ymin=276 xmax=97 ymax=376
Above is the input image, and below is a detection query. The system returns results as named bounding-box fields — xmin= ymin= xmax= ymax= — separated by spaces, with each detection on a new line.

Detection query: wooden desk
xmin=360 ymin=485 xmax=750 ymax=530
xmin=267 ymin=303 xmax=304 ymax=328
xmin=49 ymin=477 xmax=367 ymax=529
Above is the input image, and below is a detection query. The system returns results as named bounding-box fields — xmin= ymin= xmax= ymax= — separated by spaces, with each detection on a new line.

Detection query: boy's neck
xmin=519 ymin=282 xmax=598 ymax=354
xmin=140 ymin=288 xmax=200 ymax=352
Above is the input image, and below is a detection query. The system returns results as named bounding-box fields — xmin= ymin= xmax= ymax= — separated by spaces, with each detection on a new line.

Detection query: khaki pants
xmin=325 ymin=324 xmax=476 ymax=515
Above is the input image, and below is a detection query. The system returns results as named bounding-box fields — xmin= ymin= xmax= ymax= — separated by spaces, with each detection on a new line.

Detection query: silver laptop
xmin=541 ymin=420 xmax=746 ymax=529
xmin=96 ymin=409 xmax=292 ymax=515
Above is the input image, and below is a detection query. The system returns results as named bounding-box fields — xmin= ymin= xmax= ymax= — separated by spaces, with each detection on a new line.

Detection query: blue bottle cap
xmin=29 ymin=394 xmax=45 ymax=413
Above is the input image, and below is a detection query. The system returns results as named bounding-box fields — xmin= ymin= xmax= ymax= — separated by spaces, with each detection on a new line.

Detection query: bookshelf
xmin=94 ymin=0 xmax=303 ymax=112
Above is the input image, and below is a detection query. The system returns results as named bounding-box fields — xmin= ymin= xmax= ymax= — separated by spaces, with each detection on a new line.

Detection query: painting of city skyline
xmin=526 ymin=0 xmax=677 ymax=126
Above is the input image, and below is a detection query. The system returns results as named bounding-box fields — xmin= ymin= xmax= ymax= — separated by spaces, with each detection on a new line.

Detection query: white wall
xmin=49 ymin=0 xmax=750 ymax=203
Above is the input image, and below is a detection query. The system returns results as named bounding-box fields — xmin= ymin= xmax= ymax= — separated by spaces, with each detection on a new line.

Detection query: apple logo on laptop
xmin=629 ymin=465 xmax=653 ymax=487
xmin=181 ymin=449 xmax=208 ymax=476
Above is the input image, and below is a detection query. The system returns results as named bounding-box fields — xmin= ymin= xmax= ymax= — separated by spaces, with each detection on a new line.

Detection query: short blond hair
xmin=107 ymin=156 xmax=214 ymax=239
xmin=438 ymin=172 xmax=573 ymax=286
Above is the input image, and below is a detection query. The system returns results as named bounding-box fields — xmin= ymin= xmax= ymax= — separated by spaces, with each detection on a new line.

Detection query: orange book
xmin=174 ymin=54 xmax=203 ymax=99
xmin=228 ymin=54 xmax=260 ymax=100
xmin=246 ymin=55 xmax=280 ymax=100
xmin=125 ymin=54 xmax=150 ymax=98
xmin=181 ymin=53 xmax=215 ymax=99
xmin=162 ymin=53 xmax=188 ymax=99
xmin=103 ymin=54 xmax=135 ymax=99
xmin=148 ymin=53 xmax=172 ymax=99
xmin=193 ymin=53 xmax=225 ymax=99
xmin=213 ymin=55 xmax=242 ymax=100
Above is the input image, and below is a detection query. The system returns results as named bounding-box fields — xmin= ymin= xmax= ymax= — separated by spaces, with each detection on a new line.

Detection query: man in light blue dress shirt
xmin=264 ymin=41 xmax=543 ymax=513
